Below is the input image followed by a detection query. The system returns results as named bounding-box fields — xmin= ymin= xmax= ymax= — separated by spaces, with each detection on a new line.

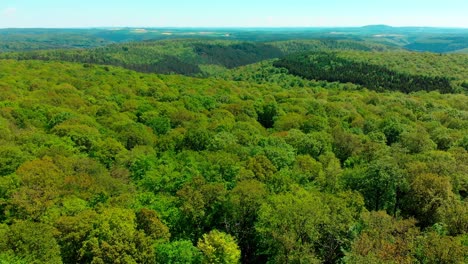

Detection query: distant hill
xmin=404 ymin=36 xmax=468 ymax=53
xmin=1 ymin=27 xmax=467 ymax=53
xmin=361 ymin=25 xmax=395 ymax=31
xmin=0 ymin=29 xmax=113 ymax=52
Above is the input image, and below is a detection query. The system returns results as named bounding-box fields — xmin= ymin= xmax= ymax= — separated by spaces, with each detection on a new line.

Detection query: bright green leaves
xmin=155 ymin=240 xmax=202 ymax=264
xmin=0 ymin=146 xmax=27 ymax=176
xmin=0 ymin=51 xmax=467 ymax=264
xmin=225 ymin=180 xmax=267 ymax=262
xmin=343 ymin=155 xmax=405 ymax=212
xmin=78 ymin=208 xmax=154 ymax=263
xmin=53 ymin=208 xmax=158 ymax=264
xmin=197 ymin=230 xmax=241 ymax=264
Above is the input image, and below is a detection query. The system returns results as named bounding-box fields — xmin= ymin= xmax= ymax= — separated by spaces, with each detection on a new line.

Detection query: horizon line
xmin=1 ymin=25 xmax=468 ymax=30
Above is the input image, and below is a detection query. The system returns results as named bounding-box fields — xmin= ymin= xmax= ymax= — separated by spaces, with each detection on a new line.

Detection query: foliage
xmin=1 ymin=221 xmax=62 ymax=264
xmin=274 ymin=52 xmax=460 ymax=93
xmin=0 ymin=48 xmax=466 ymax=263
xmin=155 ymin=240 xmax=202 ymax=264
xmin=345 ymin=211 xmax=467 ymax=264
xmin=256 ymin=188 xmax=363 ymax=263
xmin=197 ymin=230 xmax=241 ymax=264
xmin=0 ymin=39 xmax=399 ymax=76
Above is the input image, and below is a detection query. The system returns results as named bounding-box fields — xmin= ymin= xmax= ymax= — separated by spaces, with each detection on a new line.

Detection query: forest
xmin=0 ymin=39 xmax=395 ymax=76
xmin=273 ymin=52 xmax=455 ymax=93
xmin=0 ymin=28 xmax=467 ymax=264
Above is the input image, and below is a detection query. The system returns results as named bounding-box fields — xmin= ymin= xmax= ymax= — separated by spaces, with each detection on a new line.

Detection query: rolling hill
xmin=272 ymin=51 xmax=468 ymax=93
xmin=0 ymin=39 xmax=397 ymax=76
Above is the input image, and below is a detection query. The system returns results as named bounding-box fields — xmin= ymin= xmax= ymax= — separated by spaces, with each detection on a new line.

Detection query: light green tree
xmin=197 ymin=230 xmax=241 ymax=264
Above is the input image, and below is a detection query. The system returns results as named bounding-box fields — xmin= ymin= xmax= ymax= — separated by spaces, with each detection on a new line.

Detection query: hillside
xmin=0 ymin=59 xmax=467 ymax=263
xmin=335 ymin=50 xmax=468 ymax=80
xmin=273 ymin=51 xmax=468 ymax=93
xmin=0 ymin=39 xmax=396 ymax=76
xmin=404 ymin=36 xmax=468 ymax=53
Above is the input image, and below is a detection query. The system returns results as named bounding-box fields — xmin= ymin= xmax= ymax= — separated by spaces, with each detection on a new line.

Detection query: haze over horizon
xmin=1 ymin=0 xmax=467 ymax=29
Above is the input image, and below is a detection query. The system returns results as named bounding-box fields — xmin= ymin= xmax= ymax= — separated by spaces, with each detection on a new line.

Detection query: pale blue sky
xmin=1 ymin=0 xmax=467 ymax=28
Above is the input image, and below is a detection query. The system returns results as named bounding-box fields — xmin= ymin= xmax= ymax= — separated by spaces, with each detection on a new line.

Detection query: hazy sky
xmin=1 ymin=0 xmax=467 ymax=28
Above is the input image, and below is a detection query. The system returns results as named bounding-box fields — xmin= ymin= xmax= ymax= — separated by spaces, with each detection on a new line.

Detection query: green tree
xmin=225 ymin=180 xmax=267 ymax=262
xmin=184 ymin=127 xmax=213 ymax=151
xmin=403 ymin=174 xmax=453 ymax=227
xmin=78 ymin=208 xmax=154 ymax=263
xmin=332 ymin=126 xmax=362 ymax=163
xmin=11 ymin=157 xmax=64 ymax=220
xmin=346 ymin=211 xmax=419 ymax=264
xmin=197 ymin=230 xmax=241 ymax=264
xmin=91 ymin=137 xmax=126 ymax=168
xmin=291 ymin=155 xmax=324 ymax=185
xmin=436 ymin=198 xmax=468 ymax=235
xmin=0 ymin=146 xmax=27 ymax=176
xmin=256 ymin=188 xmax=360 ymax=263
xmin=54 ymin=210 xmax=98 ymax=263
xmin=285 ymin=129 xmax=332 ymax=159
xmin=344 ymin=155 xmax=404 ymax=213
xmin=380 ymin=118 xmax=404 ymax=145
xmin=415 ymin=231 xmax=467 ymax=264
xmin=52 ymin=122 xmax=101 ymax=153
xmin=257 ymin=100 xmax=278 ymax=129
xmin=399 ymin=126 xmax=437 ymax=154
xmin=274 ymin=113 xmax=304 ymax=131
xmin=246 ymin=155 xmax=277 ymax=182
xmin=317 ymin=152 xmax=343 ymax=192
xmin=114 ymin=121 xmax=156 ymax=149
xmin=176 ymin=176 xmax=227 ymax=240
xmin=155 ymin=240 xmax=202 ymax=264
xmin=135 ymin=208 xmax=171 ymax=241
xmin=140 ymin=111 xmax=171 ymax=135
xmin=1 ymin=221 xmax=62 ymax=264
xmin=260 ymin=137 xmax=296 ymax=170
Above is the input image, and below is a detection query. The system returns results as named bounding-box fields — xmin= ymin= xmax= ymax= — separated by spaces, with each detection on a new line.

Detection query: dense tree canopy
xmin=273 ymin=52 xmax=460 ymax=93
xmin=0 ymin=39 xmax=396 ymax=76
xmin=0 ymin=39 xmax=466 ymax=264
